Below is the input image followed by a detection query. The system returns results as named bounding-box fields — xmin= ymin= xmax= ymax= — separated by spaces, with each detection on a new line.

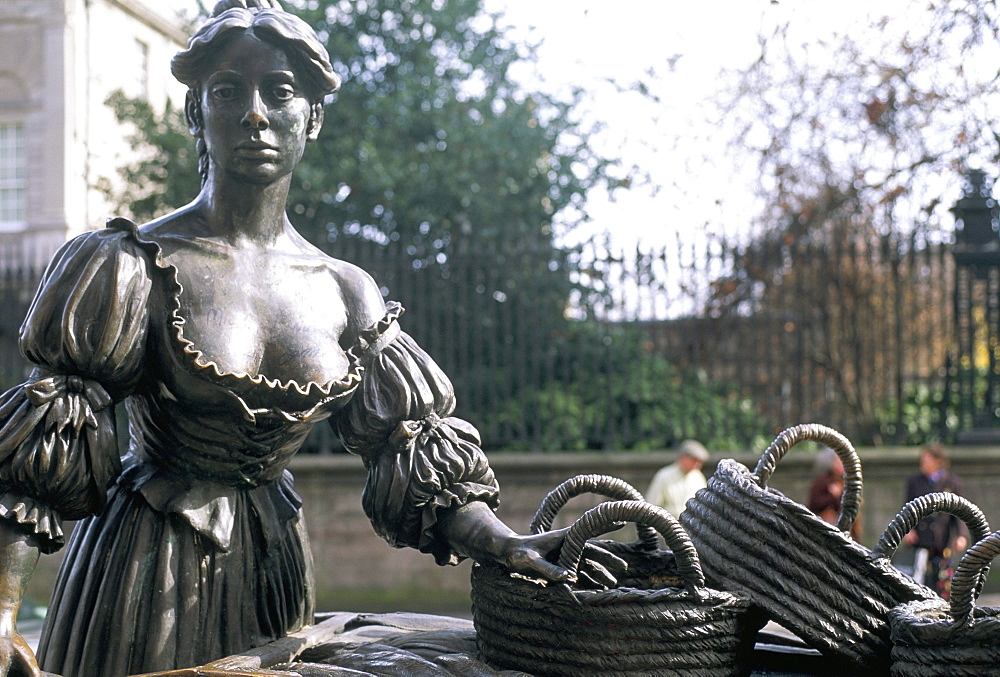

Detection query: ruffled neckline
xmin=106 ymin=217 xmax=402 ymax=419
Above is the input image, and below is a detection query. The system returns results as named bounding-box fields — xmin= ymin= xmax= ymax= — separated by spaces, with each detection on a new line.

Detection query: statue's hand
xmin=0 ymin=625 xmax=41 ymax=677
xmin=500 ymin=530 xmax=628 ymax=588
xmin=499 ymin=528 xmax=572 ymax=583
xmin=438 ymin=501 xmax=624 ymax=586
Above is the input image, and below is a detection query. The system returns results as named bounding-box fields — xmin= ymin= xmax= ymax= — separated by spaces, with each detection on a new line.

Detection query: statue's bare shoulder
xmin=309 ymin=242 xmax=389 ymax=348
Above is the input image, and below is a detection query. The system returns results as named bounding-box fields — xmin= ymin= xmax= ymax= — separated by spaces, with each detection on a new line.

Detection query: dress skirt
xmin=36 ymin=482 xmax=315 ymax=677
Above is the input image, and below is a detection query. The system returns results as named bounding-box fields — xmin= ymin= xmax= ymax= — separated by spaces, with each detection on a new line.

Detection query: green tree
xmin=102 ymin=0 xmax=633 ymax=450
xmin=100 ymin=93 xmax=200 ymax=223
xmin=293 ymin=0 xmax=612 ymax=250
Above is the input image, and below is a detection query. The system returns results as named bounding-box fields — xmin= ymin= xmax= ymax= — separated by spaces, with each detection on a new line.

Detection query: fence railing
xmin=0 ymin=262 xmax=40 ymax=389
xmin=331 ymin=225 xmax=955 ymax=449
xmin=0 ymin=223 xmax=958 ymax=451
xmin=645 ymin=228 xmax=955 ymax=446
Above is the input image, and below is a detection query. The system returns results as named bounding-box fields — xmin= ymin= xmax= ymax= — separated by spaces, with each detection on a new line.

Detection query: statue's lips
xmin=235 ymin=143 xmax=279 ymax=159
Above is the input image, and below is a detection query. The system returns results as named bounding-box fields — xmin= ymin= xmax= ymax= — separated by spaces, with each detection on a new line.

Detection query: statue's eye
xmin=211 ymin=84 xmax=237 ymax=101
xmin=272 ymin=85 xmax=295 ymax=102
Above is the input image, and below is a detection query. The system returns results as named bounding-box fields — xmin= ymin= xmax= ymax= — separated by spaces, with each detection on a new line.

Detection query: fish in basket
xmin=889 ymin=529 xmax=1000 ymax=676
xmin=679 ymin=423 xmax=991 ymax=673
xmin=471 ymin=490 xmax=759 ymax=676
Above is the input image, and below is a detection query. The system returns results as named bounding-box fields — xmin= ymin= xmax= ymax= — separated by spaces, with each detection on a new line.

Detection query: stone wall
xmin=25 ymin=446 xmax=1000 ymax=614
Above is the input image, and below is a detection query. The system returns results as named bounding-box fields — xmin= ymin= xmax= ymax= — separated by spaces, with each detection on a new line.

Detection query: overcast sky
xmin=489 ymin=1 xmax=775 ymax=249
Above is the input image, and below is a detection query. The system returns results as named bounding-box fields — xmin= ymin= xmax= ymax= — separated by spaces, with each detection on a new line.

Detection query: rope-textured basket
xmin=472 ymin=499 xmax=758 ymax=676
xmin=528 ymin=474 xmax=679 ymax=589
xmin=680 ymin=423 xmax=988 ymax=673
xmin=529 ymin=473 xmax=657 ymax=538
xmin=890 ymin=530 xmax=1000 ymax=677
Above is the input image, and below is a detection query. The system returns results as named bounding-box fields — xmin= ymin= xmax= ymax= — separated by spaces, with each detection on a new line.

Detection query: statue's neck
xmin=194 ymin=171 xmax=292 ymax=246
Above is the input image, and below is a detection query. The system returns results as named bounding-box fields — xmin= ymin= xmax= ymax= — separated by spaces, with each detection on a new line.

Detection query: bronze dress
xmin=0 ymin=218 xmax=498 ymax=677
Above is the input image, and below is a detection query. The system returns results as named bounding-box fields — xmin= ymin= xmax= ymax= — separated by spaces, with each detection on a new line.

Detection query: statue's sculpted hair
xmin=171 ymin=0 xmax=340 ymax=100
xmin=171 ymin=0 xmax=339 ymax=184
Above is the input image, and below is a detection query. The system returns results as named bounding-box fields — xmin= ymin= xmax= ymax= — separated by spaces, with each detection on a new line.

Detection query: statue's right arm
xmin=0 ymin=224 xmax=153 ymax=674
xmin=0 ymin=525 xmax=40 ymax=676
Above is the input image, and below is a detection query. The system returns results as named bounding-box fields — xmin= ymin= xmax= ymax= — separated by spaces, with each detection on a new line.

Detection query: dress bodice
xmin=123 ymin=218 xmax=378 ymax=487
xmin=3 ymin=216 xmax=497 ymax=566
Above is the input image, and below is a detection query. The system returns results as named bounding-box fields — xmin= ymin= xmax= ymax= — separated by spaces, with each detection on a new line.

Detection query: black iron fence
xmin=0 ymin=223 xmax=957 ymax=452
xmin=331 ymin=224 xmax=955 ymax=450
xmin=0 ymin=260 xmax=40 ymax=389
xmin=647 ymin=229 xmax=955 ymax=447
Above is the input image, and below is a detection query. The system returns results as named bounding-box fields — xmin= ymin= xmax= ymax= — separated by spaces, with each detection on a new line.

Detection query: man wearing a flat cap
xmin=646 ymin=440 xmax=709 ymax=517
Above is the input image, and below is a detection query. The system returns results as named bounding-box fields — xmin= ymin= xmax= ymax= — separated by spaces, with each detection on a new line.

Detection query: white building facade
xmin=0 ymin=0 xmax=189 ymax=267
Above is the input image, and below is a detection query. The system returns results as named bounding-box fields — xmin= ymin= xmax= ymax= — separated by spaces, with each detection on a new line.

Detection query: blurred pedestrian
xmin=807 ymin=447 xmax=860 ymax=539
xmin=903 ymin=444 xmax=968 ymax=598
xmin=646 ymin=440 xmax=709 ymax=517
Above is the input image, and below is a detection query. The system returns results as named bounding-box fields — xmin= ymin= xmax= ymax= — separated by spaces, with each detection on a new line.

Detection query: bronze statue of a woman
xmin=0 ymin=2 xmax=568 ymax=675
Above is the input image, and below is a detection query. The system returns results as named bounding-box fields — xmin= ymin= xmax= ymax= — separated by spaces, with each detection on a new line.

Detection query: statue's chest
xmin=168 ymin=254 xmax=351 ymax=385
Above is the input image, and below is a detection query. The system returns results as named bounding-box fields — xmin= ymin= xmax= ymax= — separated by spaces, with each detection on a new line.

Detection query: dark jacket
xmin=905 ymin=470 xmax=966 ymax=554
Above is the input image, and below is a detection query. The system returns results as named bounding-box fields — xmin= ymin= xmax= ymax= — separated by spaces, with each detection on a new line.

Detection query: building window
xmin=0 ymin=123 xmax=25 ymax=229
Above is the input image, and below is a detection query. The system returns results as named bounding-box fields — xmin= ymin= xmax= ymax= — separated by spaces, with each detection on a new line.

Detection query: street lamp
xmin=950 ymin=169 xmax=1000 ymax=442
xmin=952 ymin=169 xmax=998 ymax=248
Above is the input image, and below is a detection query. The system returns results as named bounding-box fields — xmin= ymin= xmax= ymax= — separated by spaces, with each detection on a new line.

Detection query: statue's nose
xmin=241 ymin=110 xmax=269 ymax=131
xmin=241 ymin=91 xmax=269 ymax=130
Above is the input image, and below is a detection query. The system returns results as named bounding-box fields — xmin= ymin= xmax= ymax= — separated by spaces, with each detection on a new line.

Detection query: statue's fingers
xmin=529 ymin=526 xmax=569 ymax=551
xmin=525 ymin=556 xmax=571 ymax=583
xmin=582 ymin=543 xmax=628 ymax=572
xmin=577 ymin=558 xmax=618 ymax=589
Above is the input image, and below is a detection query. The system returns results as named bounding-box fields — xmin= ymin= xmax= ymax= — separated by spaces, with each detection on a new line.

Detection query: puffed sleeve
xmin=0 ymin=223 xmax=152 ymax=552
xmin=335 ymin=311 xmax=499 ymax=565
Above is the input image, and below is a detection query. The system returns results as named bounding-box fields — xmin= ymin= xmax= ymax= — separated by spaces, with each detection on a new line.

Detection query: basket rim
xmin=472 ymin=559 xmax=751 ymax=610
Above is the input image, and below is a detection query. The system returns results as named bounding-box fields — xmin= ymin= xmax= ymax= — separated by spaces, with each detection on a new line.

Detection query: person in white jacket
xmin=645 ymin=440 xmax=709 ymax=517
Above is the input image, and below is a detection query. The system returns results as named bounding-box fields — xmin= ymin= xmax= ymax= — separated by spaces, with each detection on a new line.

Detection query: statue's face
xmin=198 ymin=31 xmax=315 ymax=184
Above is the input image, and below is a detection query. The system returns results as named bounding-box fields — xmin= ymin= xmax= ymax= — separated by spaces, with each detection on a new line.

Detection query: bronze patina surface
xmin=0 ymin=2 xmax=568 ymax=675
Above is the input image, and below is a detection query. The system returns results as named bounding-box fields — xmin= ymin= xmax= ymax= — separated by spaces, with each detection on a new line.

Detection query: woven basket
xmin=527 ymin=474 xmax=679 ymax=589
xmin=890 ymin=530 xmax=1000 ymax=677
xmin=679 ymin=423 xmax=985 ymax=673
xmin=472 ymin=499 xmax=758 ymax=676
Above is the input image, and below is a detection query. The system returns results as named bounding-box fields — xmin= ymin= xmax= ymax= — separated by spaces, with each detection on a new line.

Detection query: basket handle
xmin=751 ymin=423 xmax=863 ymax=533
xmin=556 ymin=500 xmax=704 ymax=593
xmin=530 ymin=474 xmax=659 ymax=549
xmin=949 ymin=530 xmax=1000 ymax=628
xmin=871 ymin=492 xmax=991 ymax=562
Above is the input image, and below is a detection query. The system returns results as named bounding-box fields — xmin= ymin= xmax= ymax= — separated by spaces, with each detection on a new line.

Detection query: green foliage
xmin=876 ymin=382 xmax=959 ymax=446
xmin=99 ymin=92 xmax=200 ymax=223
xmin=493 ymin=323 xmax=773 ymax=452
